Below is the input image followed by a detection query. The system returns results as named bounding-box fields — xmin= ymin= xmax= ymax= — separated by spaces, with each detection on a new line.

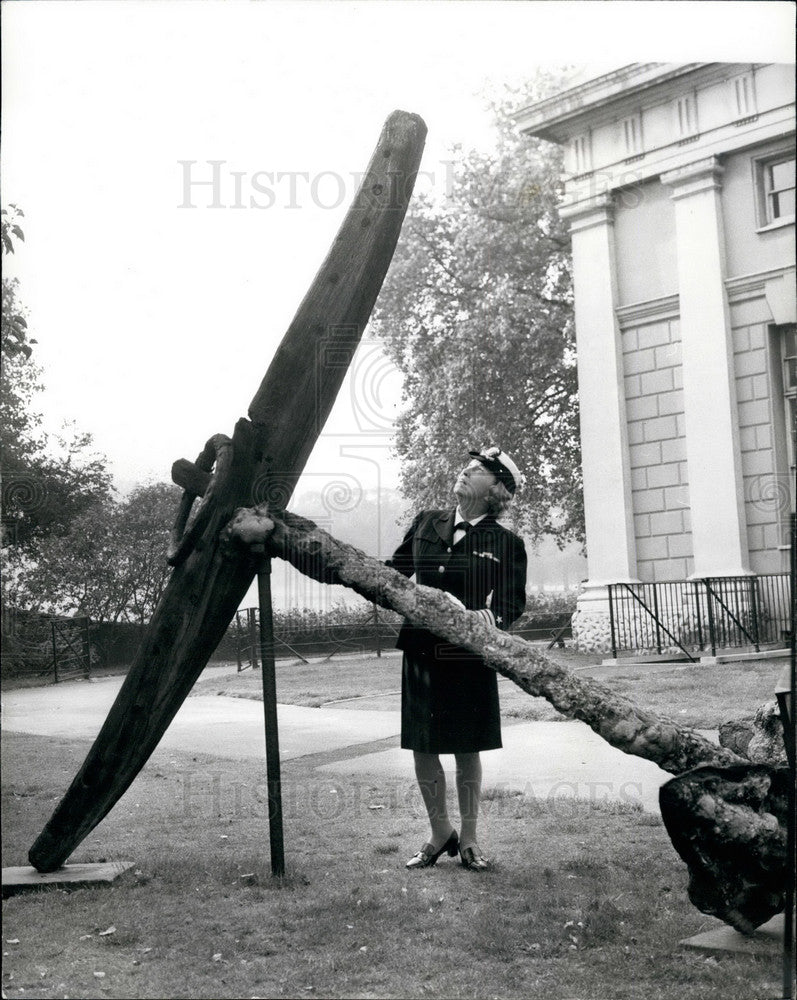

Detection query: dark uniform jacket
xmin=386 ymin=507 xmax=527 ymax=661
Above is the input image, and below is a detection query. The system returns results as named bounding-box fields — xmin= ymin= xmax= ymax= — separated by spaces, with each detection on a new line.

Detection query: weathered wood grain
xmin=225 ymin=505 xmax=744 ymax=776
xmin=28 ymin=111 xmax=427 ymax=873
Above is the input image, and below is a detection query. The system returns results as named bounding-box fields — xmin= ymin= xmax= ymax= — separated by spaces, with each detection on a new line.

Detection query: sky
xmin=2 ymin=0 xmax=794 ymax=515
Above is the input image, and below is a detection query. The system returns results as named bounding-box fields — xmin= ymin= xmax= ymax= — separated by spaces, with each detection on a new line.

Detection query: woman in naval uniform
xmin=385 ymin=447 xmax=527 ymax=872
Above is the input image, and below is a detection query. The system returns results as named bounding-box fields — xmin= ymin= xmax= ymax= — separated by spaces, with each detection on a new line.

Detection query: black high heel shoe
xmin=405 ymin=829 xmax=459 ymax=869
xmin=459 ymin=846 xmax=491 ymax=872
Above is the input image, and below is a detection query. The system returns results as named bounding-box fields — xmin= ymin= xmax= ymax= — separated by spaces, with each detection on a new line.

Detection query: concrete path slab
xmin=2 ymin=669 xmax=675 ymax=812
xmin=316 ymin=719 xmax=671 ymax=813
xmin=2 ymin=862 xmax=135 ymax=898
xmin=679 ymin=913 xmax=784 ymax=954
xmin=1 ymin=675 xmax=401 ymax=761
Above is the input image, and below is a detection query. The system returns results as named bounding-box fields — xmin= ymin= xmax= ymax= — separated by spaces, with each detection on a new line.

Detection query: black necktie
xmin=454 ymin=521 xmax=471 ymax=534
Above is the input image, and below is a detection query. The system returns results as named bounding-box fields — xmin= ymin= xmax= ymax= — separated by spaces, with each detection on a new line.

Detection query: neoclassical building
xmin=517 ymin=63 xmax=795 ymax=653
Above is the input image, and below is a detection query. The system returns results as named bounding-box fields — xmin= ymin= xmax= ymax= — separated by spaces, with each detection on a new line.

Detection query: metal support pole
xmin=373 ymin=601 xmax=381 ymax=658
xmin=253 ymin=547 xmax=285 ymax=877
xmin=51 ymin=621 xmax=59 ymax=685
xmin=781 ymin=511 xmax=796 ymax=999
xmin=248 ymin=608 xmax=259 ymax=671
xmin=235 ymin=611 xmax=243 ymax=672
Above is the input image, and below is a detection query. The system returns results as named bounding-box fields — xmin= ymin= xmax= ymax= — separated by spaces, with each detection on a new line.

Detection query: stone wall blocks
xmin=735 ymin=377 xmax=755 ymax=402
xmin=624 ymin=374 xmax=642 ymax=399
xmin=664 ymin=484 xmax=690 ymax=509
xmin=734 ymin=349 xmax=768 ymax=378
xmin=755 ymin=424 xmax=773 ymax=450
xmin=636 ymin=535 xmax=669 ymax=560
xmin=661 ymin=437 xmax=687 ymax=462
xmin=641 ymin=368 xmax=675 ymax=395
xmin=647 ymin=462 xmax=681 ymax=488
xmin=644 ymin=415 xmax=679 ymax=442
xmin=622 ymin=328 xmax=640 ymax=352
xmin=739 ymin=425 xmax=759 ymax=452
xmin=737 ymin=399 xmax=770 ymax=425
xmin=632 ymin=487 xmax=666 ymax=513
xmin=658 ymin=388 xmax=685 ymax=417
xmin=629 ymin=441 xmax=663 ymax=467
xmin=637 ymin=322 xmax=675 ymax=349
xmin=624 ymin=347 xmax=658 ymax=375
xmin=627 ymin=422 xmax=646 ymax=445
xmin=634 ymin=513 xmax=652 ymax=537
xmin=752 ymin=373 xmax=771 ymax=400
xmin=742 ymin=449 xmax=776 ymax=476
xmin=728 ymin=296 xmax=771 ymax=330
xmin=732 ymin=326 xmax=752 ymax=353
xmin=654 ymin=344 xmax=681 ymax=367
xmin=626 ymin=395 xmax=659 ymax=421
xmin=667 ymin=533 xmax=694 ymax=558
xmin=650 ymin=510 xmax=684 ymax=535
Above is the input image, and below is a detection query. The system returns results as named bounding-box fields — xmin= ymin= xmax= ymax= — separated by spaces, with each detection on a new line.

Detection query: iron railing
xmin=608 ymin=573 xmax=792 ymax=659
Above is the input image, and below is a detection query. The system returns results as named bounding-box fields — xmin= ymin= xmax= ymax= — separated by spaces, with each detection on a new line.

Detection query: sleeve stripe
xmin=473 ymin=609 xmax=495 ymax=627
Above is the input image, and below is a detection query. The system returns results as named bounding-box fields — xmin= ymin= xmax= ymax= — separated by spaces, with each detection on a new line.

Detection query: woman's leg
xmin=454 ymin=752 xmax=483 ymax=851
xmin=413 ymin=751 xmax=454 ymax=846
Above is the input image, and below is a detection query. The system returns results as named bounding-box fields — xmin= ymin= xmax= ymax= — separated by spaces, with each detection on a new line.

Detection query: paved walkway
xmin=2 ymin=665 xmax=673 ymax=813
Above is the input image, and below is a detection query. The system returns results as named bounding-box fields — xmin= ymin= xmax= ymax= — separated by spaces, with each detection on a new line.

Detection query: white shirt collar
xmin=454 ymin=507 xmax=487 ymax=528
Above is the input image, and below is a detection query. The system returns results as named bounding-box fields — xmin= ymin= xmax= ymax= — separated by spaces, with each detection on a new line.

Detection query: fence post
xmin=51 ymin=620 xmax=59 ymax=684
xmin=608 ymin=585 xmax=617 ymax=660
xmin=651 ymin=584 xmax=662 ymax=655
xmin=373 ymin=601 xmax=381 ymax=658
xmin=704 ymin=579 xmax=717 ymax=657
xmin=81 ymin=617 xmax=91 ymax=680
xmin=236 ymin=611 xmax=243 ymax=672
xmin=748 ymin=576 xmax=761 ymax=652
xmin=694 ymin=581 xmax=704 ymax=651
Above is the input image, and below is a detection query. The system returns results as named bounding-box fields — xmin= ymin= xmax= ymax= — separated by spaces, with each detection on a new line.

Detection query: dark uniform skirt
xmin=400 ymin=651 xmax=502 ymax=754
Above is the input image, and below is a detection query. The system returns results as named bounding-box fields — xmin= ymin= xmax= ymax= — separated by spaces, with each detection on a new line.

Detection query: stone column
xmin=661 ymin=157 xmax=751 ymax=577
xmin=560 ymin=193 xmax=638 ymax=652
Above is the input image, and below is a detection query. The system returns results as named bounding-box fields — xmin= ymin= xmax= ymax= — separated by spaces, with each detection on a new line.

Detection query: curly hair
xmin=484 ymin=481 xmax=513 ymax=518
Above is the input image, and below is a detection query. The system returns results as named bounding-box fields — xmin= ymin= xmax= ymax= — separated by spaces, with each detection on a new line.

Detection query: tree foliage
xmin=1 ymin=206 xmax=34 ymax=360
xmin=6 ymin=483 xmax=181 ymax=624
xmin=2 ymin=204 xmax=176 ymax=627
xmin=371 ymin=75 xmax=582 ymax=543
xmin=1 ymin=206 xmax=114 ymax=551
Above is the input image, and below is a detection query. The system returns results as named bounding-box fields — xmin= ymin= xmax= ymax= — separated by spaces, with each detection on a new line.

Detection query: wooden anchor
xmin=26 ymin=108 xmax=790 ymax=941
xmin=28 ymin=110 xmax=428 ymax=874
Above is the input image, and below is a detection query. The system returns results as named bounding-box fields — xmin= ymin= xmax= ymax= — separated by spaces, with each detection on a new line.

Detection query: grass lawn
xmin=192 ymin=646 xmax=786 ymax=730
xmin=2 ymin=649 xmax=789 ymax=999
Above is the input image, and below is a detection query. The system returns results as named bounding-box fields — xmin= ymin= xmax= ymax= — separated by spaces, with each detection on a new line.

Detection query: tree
xmin=1 ymin=206 xmax=114 ymax=552
xmin=1 ymin=206 xmax=34 ymax=360
xmin=370 ymin=75 xmax=582 ymax=543
xmin=8 ymin=483 xmax=181 ymax=625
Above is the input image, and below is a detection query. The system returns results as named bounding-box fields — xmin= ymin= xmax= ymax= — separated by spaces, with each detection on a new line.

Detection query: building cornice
xmin=725 ymin=265 xmax=792 ymax=303
xmin=515 ymin=63 xmax=707 ymax=141
xmin=661 ymin=156 xmax=725 ymax=200
xmin=558 ymin=192 xmax=615 ymax=234
xmin=616 ymin=294 xmax=680 ymax=329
